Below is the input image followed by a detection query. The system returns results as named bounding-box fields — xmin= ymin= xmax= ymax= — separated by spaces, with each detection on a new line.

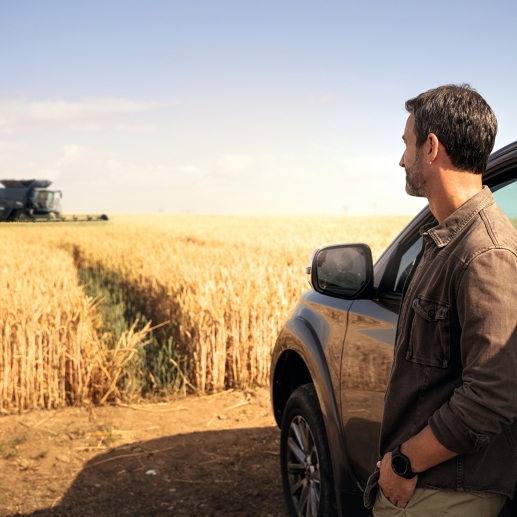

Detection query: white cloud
xmin=38 ymin=146 xmax=205 ymax=213
xmin=339 ymin=155 xmax=401 ymax=180
xmin=335 ymin=155 xmax=427 ymax=214
xmin=0 ymin=143 xmax=198 ymax=191
xmin=37 ymin=145 xmax=200 ymax=188
xmin=0 ymin=97 xmax=177 ymax=134
xmin=210 ymin=153 xmax=312 ymax=182
xmin=217 ymin=154 xmax=252 ymax=170
xmin=0 ymin=140 xmax=29 ymax=176
xmin=310 ymin=94 xmax=340 ymax=105
xmin=0 ymin=140 xmax=27 ymax=159
xmin=210 ymin=154 xmax=253 ymax=179
xmin=0 ymin=142 xmax=425 ymax=215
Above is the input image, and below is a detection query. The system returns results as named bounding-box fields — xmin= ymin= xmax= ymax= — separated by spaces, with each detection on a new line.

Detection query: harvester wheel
xmin=15 ymin=212 xmax=32 ymax=222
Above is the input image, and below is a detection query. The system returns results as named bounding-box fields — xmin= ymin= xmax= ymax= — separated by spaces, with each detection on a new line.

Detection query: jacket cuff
xmin=429 ymin=402 xmax=490 ymax=455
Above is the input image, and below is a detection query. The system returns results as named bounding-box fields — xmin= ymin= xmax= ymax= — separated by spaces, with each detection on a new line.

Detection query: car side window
xmin=393 ymin=237 xmax=423 ymax=293
xmin=391 ymin=179 xmax=517 ymax=294
xmin=492 ymin=179 xmax=517 ymax=228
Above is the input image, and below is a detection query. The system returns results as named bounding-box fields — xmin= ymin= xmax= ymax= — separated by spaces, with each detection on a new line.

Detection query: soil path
xmin=0 ymin=388 xmax=368 ymax=516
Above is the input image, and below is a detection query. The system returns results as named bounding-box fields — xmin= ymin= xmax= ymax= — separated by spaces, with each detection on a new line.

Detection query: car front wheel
xmin=281 ymin=383 xmax=338 ymax=517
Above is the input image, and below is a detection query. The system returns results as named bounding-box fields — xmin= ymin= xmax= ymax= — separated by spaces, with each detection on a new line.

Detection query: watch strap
xmin=391 ymin=445 xmax=418 ymax=479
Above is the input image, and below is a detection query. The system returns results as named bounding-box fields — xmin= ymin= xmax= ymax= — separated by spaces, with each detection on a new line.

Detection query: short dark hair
xmin=405 ymin=84 xmax=497 ymax=174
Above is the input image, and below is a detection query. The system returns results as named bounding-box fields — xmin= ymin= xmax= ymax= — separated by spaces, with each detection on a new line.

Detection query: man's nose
xmin=399 ymin=153 xmax=405 ymax=168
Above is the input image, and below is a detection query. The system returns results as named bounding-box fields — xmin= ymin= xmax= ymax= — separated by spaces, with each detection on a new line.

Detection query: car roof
xmin=486 ymin=140 xmax=517 ymax=175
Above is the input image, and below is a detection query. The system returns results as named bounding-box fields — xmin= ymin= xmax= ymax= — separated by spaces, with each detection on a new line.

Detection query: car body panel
xmin=340 ymin=298 xmax=399 ymax=488
xmin=271 ymin=290 xmax=358 ymax=501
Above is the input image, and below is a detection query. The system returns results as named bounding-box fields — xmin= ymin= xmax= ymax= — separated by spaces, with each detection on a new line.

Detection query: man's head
xmin=400 ymin=84 xmax=497 ymax=197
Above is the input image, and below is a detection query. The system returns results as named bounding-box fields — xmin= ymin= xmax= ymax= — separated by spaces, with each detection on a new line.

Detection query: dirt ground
xmin=0 ymin=388 xmax=369 ymax=517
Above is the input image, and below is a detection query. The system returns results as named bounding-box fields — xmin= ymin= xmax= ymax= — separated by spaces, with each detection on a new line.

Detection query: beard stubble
xmin=405 ymin=146 xmax=426 ymax=197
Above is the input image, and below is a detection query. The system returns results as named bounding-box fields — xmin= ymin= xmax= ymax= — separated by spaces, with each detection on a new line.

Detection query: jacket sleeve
xmin=429 ymin=247 xmax=517 ymax=454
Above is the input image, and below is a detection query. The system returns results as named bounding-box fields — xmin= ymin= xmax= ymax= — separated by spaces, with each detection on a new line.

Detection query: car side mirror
xmin=306 ymin=243 xmax=374 ymax=299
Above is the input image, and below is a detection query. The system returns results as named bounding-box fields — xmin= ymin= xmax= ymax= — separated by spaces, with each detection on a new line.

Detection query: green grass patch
xmin=72 ymin=245 xmax=189 ymax=398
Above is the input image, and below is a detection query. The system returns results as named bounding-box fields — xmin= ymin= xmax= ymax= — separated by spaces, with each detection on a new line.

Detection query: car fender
xmin=272 ymin=314 xmax=357 ymax=499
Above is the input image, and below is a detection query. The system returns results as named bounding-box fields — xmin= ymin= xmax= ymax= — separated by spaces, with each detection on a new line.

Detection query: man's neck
xmin=427 ymin=173 xmax=483 ymax=224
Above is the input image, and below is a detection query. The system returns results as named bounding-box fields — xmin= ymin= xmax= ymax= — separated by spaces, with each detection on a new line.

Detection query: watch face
xmin=392 ymin=454 xmax=408 ymax=475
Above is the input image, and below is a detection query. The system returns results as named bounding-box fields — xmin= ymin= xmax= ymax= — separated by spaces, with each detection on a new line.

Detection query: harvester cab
xmin=0 ymin=179 xmax=108 ymax=222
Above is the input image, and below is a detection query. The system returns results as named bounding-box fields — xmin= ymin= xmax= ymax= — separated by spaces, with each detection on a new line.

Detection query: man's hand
xmin=377 ymin=451 xmax=418 ymax=508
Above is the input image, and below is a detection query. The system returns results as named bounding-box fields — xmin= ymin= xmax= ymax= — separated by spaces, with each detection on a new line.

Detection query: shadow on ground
xmin=5 ymin=424 xmax=370 ymax=517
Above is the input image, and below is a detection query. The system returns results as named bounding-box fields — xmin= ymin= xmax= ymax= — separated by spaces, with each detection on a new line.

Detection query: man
xmin=365 ymin=84 xmax=517 ymax=516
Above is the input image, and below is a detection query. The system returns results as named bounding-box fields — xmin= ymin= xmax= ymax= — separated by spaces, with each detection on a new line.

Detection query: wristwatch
xmin=391 ymin=445 xmax=418 ymax=479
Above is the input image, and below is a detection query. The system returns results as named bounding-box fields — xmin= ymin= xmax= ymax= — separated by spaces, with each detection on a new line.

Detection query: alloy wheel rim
xmin=286 ymin=415 xmax=321 ymax=517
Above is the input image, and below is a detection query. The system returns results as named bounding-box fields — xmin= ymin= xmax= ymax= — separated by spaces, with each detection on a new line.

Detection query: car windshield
xmin=31 ymin=190 xmax=55 ymax=209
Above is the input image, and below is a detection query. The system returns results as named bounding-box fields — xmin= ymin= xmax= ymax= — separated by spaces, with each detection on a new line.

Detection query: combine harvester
xmin=0 ymin=180 xmax=108 ymax=222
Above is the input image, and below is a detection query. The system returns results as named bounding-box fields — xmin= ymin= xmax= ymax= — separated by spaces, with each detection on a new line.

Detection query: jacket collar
xmin=420 ymin=186 xmax=495 ymax=248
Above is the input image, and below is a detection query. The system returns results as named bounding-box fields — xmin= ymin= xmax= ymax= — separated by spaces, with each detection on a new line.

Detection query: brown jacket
xmin=366 ymin=186 xmax=517 ymax=506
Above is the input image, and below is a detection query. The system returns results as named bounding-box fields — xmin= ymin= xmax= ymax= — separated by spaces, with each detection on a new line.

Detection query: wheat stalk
xmin=0 ymin=215 xmax=410 ymax=410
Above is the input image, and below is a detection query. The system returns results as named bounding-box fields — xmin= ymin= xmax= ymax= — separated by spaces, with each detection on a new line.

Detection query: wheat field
xmin=0 ymin=215 xmax=411 ymax=413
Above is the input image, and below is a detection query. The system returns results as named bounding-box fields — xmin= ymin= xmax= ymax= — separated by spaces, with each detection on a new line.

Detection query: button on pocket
xmin=407 ymin=296 xmax=451 ymax=368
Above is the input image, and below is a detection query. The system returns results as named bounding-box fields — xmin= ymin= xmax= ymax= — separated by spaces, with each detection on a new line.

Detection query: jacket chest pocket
xmin=406 ymin=296 xmax=451 ymax=368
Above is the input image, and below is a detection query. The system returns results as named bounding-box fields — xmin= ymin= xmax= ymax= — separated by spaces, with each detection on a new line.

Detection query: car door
xmin=339 ymin=167 xmax=517 ymax=490
xmin=339 ymin=222 xmax=426 ymax=488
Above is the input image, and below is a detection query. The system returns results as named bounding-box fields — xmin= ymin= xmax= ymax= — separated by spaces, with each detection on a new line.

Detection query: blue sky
xmin=0 ymin=0 xmax=515 ymax=214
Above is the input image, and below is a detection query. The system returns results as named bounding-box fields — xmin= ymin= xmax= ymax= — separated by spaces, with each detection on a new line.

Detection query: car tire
xmin=281 ymin=383 xmax=338 ymax=517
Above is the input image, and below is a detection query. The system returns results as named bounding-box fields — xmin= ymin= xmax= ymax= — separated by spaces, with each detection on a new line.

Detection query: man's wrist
xmin=396 ymin=426 xmax=458 ymax=474
xmin=400 ymin=442 xmax=423 ymax=474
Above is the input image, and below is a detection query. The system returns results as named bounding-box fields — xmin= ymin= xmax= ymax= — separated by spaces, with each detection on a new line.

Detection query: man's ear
xmin=427 ymin=133 xmax=440 ymax=165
